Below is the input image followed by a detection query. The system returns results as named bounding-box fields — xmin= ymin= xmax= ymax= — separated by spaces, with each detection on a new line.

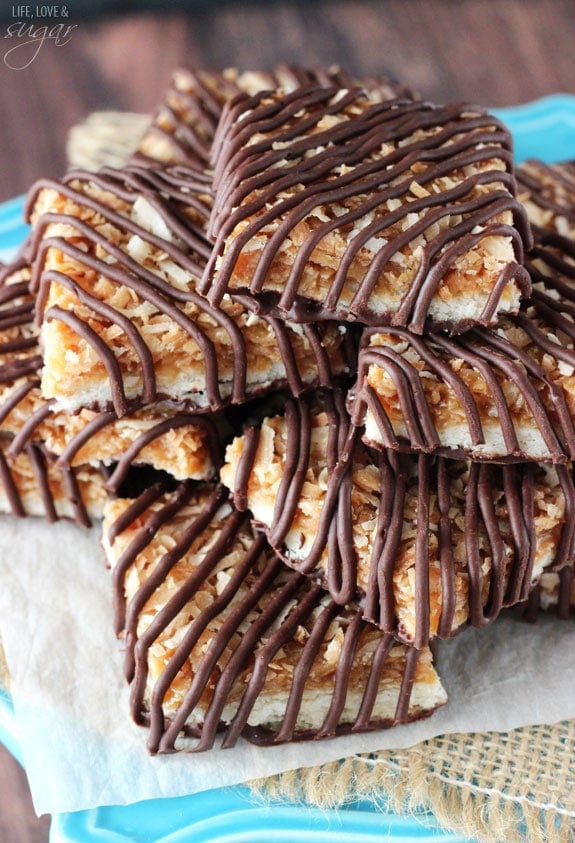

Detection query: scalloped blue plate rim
xmin=2 ymin=92 xmax=573 ymax=842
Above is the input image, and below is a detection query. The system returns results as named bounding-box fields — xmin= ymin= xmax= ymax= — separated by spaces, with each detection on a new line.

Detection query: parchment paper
xmin=0 ymin=514 xmax=573 ymax=817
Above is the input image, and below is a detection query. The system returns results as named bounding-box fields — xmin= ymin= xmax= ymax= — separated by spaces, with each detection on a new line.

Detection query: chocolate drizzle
xmin=201 ymin=86 xmax=531 ymax=331
xmin=107 ymin=480 xmax=440 ymax=753
xmin=225 ymin=390 xmax=575 ymax=647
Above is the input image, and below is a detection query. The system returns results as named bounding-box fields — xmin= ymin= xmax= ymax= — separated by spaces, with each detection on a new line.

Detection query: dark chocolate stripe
xmin=6 ymin=400 xmax=56 ymax=458
xmin=26 ymin=441 xmax=58 ymax=523
xmin=0 ymin=446 xmax=26 ymax=517
xmin=54 ymin=411 xmax=118 ymax=467
xmin=436 ymin=458 xmax=457 ymax=638
xmin=0 ymin=379 xmax=41 ymax=426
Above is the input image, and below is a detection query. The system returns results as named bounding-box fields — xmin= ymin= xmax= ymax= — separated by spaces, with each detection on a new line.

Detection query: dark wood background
xmin=1 ymin=0 xmax=574 ymax=839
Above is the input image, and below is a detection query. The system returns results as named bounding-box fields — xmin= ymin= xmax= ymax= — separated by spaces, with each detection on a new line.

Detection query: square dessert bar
xmin=350 ymin=283 xmax=575 ymax=464
xmin=103 ymin=480 xmax=446 ymax=753
xmin=28 ymin=164 xmax=354 ymax=418
xmin=200 ymin=85 xmax=531 ymax=332
xmin=135 ymin=64 xmax=415 ymax=169
xmin=0 ymin=259 xmax=105 ymax=522
xmin=0 ymin=256 xmax=222 ymax=508
xmin=220 ymin=390 xmax=575 ymax=648
xmin=350 ymin=162 xmax=575 ymax=465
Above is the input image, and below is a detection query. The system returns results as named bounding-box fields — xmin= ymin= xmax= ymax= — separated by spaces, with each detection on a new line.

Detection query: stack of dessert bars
xmin=0 ymin=66 xmax=573 ymax=753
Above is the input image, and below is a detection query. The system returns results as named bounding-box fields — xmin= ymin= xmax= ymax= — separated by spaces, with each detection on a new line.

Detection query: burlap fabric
xmin=248 ymin=724 xmax=575 ymax=843
xmin=0 ymin=111 xmax=552 ymax=843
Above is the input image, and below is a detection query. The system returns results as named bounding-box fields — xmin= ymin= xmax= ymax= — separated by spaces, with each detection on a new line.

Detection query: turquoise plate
xmin=1 ymin=94 xmax=573 ymax=842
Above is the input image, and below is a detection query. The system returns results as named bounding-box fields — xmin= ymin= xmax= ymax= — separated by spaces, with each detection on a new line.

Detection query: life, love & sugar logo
xmin=3 ymin=5 xmax=78 ymax=70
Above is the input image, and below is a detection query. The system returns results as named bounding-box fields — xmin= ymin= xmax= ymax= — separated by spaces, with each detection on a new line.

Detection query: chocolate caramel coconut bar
xmin=0 ymin=257 xmax=106 ymax=523
xmin=0 ymin=435 xmax=107 ymax=525
xmin=0 ymin=256 xmax=222 ymax=503
xmin=135 ymin=64 xmax=415 ymax=169
xmin=103 ymin=480 xmax=447 ymax=753
xmin=28 ymin=164 xmax=354 ymax=417
xmin=220 ymin=390 xmax=574 ymax=648
xmin=200 ymin=85 xmax=531 ymax=332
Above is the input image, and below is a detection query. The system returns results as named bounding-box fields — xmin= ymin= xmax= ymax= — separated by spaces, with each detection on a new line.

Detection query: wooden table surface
xmin=0 ymin=0 xmax=574 ymax=839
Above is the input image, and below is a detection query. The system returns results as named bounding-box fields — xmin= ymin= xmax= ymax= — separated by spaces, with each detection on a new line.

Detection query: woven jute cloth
xmin=0 ymin=111 xmax=553 ymax=842
xmin=248 ymin=724 xmax=575 ymax=843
